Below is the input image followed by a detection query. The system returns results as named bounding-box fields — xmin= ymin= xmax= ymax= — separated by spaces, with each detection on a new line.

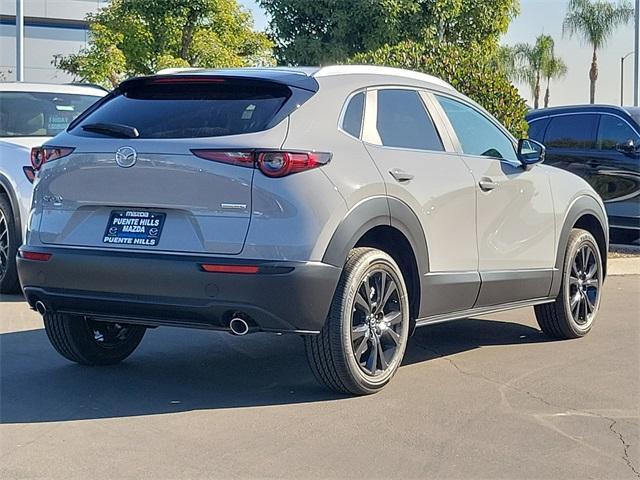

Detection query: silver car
xmin=0 ymin=82 xmax=106 ymax=292
xmin=17 ymin=66 xmax=608 ymax=395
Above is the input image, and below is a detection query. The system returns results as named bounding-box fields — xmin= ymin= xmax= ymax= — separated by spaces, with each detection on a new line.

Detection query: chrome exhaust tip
xmin=229 ymin=317 xmax=250 ymax=336
xmin=35 ymin=300 xmax=47 ymax=315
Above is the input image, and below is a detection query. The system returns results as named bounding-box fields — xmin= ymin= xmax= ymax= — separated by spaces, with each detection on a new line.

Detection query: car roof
xmin=152 ymin=65 xmax=454 ymax=92
xmin=0 ymin=82 xmax=107 ymax=96
xmin=526 ymin=104 xmax=633 ymax=121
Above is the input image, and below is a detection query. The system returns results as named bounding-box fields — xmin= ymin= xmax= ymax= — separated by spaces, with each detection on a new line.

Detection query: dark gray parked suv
xmin=17 ymin=66 xmax=608 ymax=394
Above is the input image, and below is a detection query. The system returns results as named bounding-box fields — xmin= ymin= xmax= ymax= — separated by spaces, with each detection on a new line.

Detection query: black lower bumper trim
xmin=18 ymin=247 xmax=342 ymax=333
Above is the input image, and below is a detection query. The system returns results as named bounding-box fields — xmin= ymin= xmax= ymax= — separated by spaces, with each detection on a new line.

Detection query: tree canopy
xmin=55 ymin=0 xmax=274 ymax=87
xmin=259 ymin=0 xmax=519 ymax=65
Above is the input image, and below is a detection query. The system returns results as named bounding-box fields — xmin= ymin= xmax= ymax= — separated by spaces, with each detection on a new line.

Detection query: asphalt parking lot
xmin=1 ymin=273 xmax=639 ymax=479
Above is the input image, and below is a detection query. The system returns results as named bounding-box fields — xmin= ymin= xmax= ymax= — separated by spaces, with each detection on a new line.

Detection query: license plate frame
xmin=103 ymin=210 xmax=166 ymax=247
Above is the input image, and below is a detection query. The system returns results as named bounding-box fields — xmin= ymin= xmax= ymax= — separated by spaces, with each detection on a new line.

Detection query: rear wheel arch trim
xmin=0 ymin=173 xmax=22 ymax=238
xmin=550 ymin=195 xmax=608 ymax=297
xmin=322 ymin=196 xmax=429 ymax=279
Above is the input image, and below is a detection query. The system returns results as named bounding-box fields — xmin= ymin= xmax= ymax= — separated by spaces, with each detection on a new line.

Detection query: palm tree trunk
xmin=544 ymin=81 xmax=550 ymax=108
xmin=589 ymin=48 xmax=598 ymax=104
xmin=534 ymin=72 xmax=541 ymax=109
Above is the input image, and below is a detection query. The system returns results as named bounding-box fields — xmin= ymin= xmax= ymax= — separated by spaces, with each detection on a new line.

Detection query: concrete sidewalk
xmin=608 ymin=256 xmax=640 ymax=276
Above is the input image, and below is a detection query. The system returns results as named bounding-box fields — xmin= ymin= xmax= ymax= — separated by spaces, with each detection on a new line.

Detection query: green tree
xmin=54 ymin=0 xmax=274 ymax=88
xmin=259 ymin=0 xmax=519 ymax=65
xmin=353 ymin=39 xmax=529 ymax=137
xmin=563 ymin=0 xmax=633 ymax=103
xmin=542 ymin=55 xmax=568 ymax=108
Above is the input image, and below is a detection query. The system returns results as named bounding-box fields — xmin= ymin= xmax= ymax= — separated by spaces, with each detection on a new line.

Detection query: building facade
xmin=0 ymin=0 xmax=108 ymax=83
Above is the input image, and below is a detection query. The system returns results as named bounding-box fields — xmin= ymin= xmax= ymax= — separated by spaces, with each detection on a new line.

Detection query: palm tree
xmin=563 ymin=0 xmax=633 ymax=104
xmin=543 ymin=55 xmax=568 ymax=107
xmin=513 ymin=35 xmax=555 ymax=109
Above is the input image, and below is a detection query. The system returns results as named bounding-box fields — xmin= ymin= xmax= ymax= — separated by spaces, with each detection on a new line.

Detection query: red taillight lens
xmin=19 ymin=249 xmax=52 ymax=262
xmin=191 ymin=150 xmax=255 ymax=167
xmin=31 ymin=146 xmax=74 ymax=171
xmin=257 ymin=151 xmax=331 ymax=177
xmin=190 ymin=149 xmax=331 ymax=178
xmin=23 ymin=166 xmax=36 ymax=183
xmin=200 ymin=264 xmax=259 ymax=274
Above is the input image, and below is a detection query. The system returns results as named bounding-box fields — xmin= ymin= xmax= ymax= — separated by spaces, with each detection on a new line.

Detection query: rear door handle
xmin=389 ymin=168 xmax=414 ymax=182
xmin=478 ymin=177 xmax=498 ymax=191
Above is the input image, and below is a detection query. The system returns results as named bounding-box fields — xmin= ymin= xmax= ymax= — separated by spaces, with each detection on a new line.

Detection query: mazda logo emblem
xmin=115 ymin=146 xmax=137 ymax=168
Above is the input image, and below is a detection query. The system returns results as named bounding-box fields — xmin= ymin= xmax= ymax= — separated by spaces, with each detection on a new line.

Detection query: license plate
xmin=103 ymin=210 xmax=166 ymax=246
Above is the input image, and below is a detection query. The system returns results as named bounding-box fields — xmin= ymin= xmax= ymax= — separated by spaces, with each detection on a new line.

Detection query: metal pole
xmin=16 ymin=0 xmax=24 ymax=81
xmin=635 ymin=0 xmax=639 ymax=106
xmin=622 ymin=57 xmax=625 ymax=105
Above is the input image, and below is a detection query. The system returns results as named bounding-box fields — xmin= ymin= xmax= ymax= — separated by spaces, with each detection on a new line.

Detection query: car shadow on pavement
xmin=0 ymin=318 xmax=550 ymax=424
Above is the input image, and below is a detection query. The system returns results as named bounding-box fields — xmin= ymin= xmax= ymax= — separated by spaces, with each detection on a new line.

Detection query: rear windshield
xmin=0 ymin=92 xmax=101 ymax=137
xmin=71 ymin=78 xmax=292 ymax=139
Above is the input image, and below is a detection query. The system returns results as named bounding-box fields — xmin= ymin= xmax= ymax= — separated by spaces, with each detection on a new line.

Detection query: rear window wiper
xmin=81 ymin=122 xmax=139 ymax=138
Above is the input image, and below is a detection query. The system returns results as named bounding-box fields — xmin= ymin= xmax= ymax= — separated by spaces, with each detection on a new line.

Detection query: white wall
xmin=0 ymin=0 xmax=108 ymax=83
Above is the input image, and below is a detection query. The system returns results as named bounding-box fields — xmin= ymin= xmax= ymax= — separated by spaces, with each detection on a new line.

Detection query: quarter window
xmin=597 ymin=115 xmax=640 ymax=150
xmin=435 ymin=95 xmax=518 ymax=162
xmin=375 ymin=89 xmax=443 ymax=151
xmin=544 ymin=114 xmax=598 ymax=149
xmin=341 ymin=92 xmax=365 ymax=138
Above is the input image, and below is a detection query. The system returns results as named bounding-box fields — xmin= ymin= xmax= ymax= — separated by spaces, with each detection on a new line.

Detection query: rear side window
xmin=597 ymin=115 xmax=640 ymax=150
xmin=527 ymin=118 xmax=549 ymax=143
xmin=71 ymin=78 xmax=291 ymax=139
xmin=544 ymin=114 xmax=598 ymax=149
xmin=341 ymin=92 xmax=365 ymax=138
xmin=0 ymin=92 xmax=101 ymax=137
xmin=376 ymin=89 xmax=443 ymax=151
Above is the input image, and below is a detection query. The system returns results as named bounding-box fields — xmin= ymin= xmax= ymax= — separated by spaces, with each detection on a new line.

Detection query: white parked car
xmin=0 ymin=82 xmax=106 ymax=292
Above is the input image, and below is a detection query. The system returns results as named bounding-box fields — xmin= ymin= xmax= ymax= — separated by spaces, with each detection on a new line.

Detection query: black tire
xmin=0 ymin=194 xmax=20 ymax=294
xmin=305 ymin=247 xmax=410 ymax=395
xmin=535 ymin=228 xmax=604 ymax=339
xmin=43 ymin=312 xmax=146 ymax=365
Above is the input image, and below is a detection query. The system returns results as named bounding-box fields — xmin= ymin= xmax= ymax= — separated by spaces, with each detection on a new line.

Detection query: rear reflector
xmin=190 ymin=150 xmax=332 ymax=178
xmin=19 ymin=250 xmax=52 ymax=262
xmin=200 ymin=264 xmax=259 ymax=274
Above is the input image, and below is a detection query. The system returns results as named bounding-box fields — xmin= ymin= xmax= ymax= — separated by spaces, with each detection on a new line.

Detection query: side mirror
xmin=518 ymin=138 xmax=545 ymax=170
xmin=615 ymin=139 xmax=640 ymax=157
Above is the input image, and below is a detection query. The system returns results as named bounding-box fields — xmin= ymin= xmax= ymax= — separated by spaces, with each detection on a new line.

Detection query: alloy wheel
xmin=568 ymin=244 xmax=600 ymax=326
xmin=351 ymin=269 xmax=405 ymax=376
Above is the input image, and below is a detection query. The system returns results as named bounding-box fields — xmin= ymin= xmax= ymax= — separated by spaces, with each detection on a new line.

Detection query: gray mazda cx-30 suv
xmin=17 ymin=66 xmax=608 ymax=394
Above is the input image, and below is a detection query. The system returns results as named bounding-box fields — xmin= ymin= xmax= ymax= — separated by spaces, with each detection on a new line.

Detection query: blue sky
xmin=239 ymin=0 xmax=635 ymax=107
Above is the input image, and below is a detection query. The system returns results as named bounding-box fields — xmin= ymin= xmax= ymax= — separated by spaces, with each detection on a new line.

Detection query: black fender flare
xmin=0 ymin=173 xmax=22 ymax=239
xmin=322 ymin=196 xmax=429 ymax=276
xmin=549 ymin=195 xmax=608 ymax=297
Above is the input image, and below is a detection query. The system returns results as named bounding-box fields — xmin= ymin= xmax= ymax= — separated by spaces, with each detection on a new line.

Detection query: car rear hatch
xmin=34 ymin=73 xmax=318 ymax=255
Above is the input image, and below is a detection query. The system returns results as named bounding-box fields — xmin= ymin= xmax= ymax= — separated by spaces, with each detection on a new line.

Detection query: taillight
xmin=257 ymin=151 xmax=330 ymax=177
xmin=191 ymin=150 xmax=255 ymax=167
xmin=23 ymin=166 xmax=35 ymax=183
xmin=190 ymin=150 xmax=331 ymax=178
xmin=31 ymin=146 xmax=74 ymax=171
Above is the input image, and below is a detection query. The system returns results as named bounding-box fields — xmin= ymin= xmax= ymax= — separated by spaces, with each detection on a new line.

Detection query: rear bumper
xmin=17 ymin=247 xmax=341 ymax=334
